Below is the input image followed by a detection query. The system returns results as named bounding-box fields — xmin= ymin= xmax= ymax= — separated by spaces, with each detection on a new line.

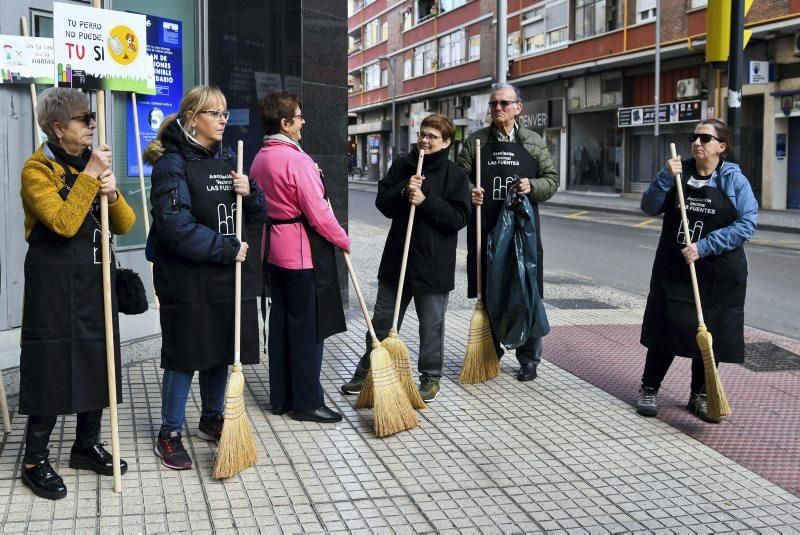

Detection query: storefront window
xmin=568 ymin=111 xmax=621 ymax=192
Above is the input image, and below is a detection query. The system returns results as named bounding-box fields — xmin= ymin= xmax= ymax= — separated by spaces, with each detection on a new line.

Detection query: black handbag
xmin=116 ymin=266 xmax=149 ymax=315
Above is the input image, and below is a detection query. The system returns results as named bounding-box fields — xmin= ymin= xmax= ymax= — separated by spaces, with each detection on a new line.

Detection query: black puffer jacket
xmin=145 ymin=119 xmax=265 ymax=263
xmin=376 ymin=146 xmax=471 ymax=292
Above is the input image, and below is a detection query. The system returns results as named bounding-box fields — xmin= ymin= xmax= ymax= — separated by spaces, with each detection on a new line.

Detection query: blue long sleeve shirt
xmin=641 ymin=160 xmax=758 ymax=258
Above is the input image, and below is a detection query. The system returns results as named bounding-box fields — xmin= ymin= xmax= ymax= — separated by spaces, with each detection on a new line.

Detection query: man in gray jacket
xmin=457 ymin=82 xmax=559 ymax=381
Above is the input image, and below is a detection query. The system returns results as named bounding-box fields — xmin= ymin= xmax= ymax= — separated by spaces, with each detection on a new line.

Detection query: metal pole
xmin=727 ymin=0 xmax=745 ymax=160
xmin=496 ymin=0 xmax=507 ymax=82
xmin=653 ymin=0 xmax=661 ymax=177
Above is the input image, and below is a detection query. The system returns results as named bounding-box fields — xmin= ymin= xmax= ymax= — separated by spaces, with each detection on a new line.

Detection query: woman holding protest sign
xmin=144 ymin=86 xmax=265 ymax=469
xmin=19 ymin=87 xmax=135 ymax=500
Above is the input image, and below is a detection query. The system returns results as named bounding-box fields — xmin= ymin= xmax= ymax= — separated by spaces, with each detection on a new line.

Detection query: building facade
xmin=0 ymin=0 xmax=349 ymax=332
xmin=347 ymin=0 xmax=800 ymax=209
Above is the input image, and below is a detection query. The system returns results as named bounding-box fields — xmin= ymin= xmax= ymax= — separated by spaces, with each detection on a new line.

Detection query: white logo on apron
xmin=676 ymin=220 xmax=703 ymax=245
xmin=493 ymin=176 xmax=516 ymax=200
xmin=93 ymin=229 xmax=102 ymax=264
xmin=217 ymin=202 xmax=237 ymax=236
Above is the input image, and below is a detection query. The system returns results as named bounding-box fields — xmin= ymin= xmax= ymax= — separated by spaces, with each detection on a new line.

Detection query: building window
xmin=348 ymin=0 xmax=364 ymax=17
xmin=363 ymin=63 xmax=385 ymax=91
xmin=636 ymin=0 xmax=656 ymax=22
xmin=416 ymin=0 xmax=437 ymax=24
xmin=574 ymin=0 xmax=622 ymax=40
xmin=508 ymin=31 xmax=521 ymax=58
xmin=381 ymin=21 xmax=388 ymax=41
xmin=438 ymin=30 xmax=465 ymax=69
xmin=522 ymin=1 xmax=568 ymax=54
xmin=440 ymin=0 xmax=469 ymax=13
xmin=363 ymin=18 xmax=380 ymax=48
xmin=403 ymin=9 xmax=414 ymax=30
xmin=412 ymin=40 xmax=437 ymax=76
xmin=690 ymin=0 xmax=707 ymax=7
xmin=468 ymin=34 xmax=480 ymax=61
xmin=404 ymin=57 xmax=413 ymax=79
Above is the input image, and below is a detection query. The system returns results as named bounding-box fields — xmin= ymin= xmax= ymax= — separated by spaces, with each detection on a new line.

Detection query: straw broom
xmin=344 ymin=253 xmax=417 ymax=437
xmin=213 ymin=140 xmax=258 ymax=479
xmin=670 ymin=143 xmax=731 ymax=420
xmin=358 ymin=151 xmax=427 ymax=410
xmin=460 ymin=139 xmax=499 ymax=384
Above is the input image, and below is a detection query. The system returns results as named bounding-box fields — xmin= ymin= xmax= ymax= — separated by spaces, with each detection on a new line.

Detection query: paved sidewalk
xmin=2 ymin=306 xmax=800 ymax=534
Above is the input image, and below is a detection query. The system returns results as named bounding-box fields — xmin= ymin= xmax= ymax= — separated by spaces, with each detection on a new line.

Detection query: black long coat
xmin=376 ymin=147 xmax=471 ymax=293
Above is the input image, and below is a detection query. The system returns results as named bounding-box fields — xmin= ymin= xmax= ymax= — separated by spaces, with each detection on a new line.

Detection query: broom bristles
xmin=382 ymin=330 xmax=426 ymax=410
xmin=212 ymin=365 xmax=258 ymax=479
xmin=370 ymin=344 xmax=417 ymax=437
xmin=355 ymin=369 xmax=374 ymax=409
xmin=697 ymin=328 xmax=731 ymax=419
xmin=459 ymin=303 xmax=500 ymax=384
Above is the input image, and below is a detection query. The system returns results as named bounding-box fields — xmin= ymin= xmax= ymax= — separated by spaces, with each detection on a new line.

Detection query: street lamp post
xmin=378 ymin=55 xmax=397 ymax=164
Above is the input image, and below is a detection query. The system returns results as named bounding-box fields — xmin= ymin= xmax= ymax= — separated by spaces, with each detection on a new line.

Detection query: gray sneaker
xmin=687 ymin=394 xmax=720 ymax=424
xmin=418 ymin=378 xmax=440 ymax=402
xmin=340 ymin=374 xmax=365 ymax=395
xmin=636 ymin=387 xmax=658 ymax=416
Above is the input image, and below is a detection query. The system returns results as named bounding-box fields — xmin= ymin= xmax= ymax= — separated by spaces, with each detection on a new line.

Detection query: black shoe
xmin=340 ymin=374 xmax=366 ymax=395
xmin=271 ymin=404 xmax=290 ymax=416
xmin=288 ymin=406 xmax=343 ymax=423
xmin=69 ymin=442 xmax=128 ymax=476
xmin=517 ymin=363 xmax=537 ymax=381
xmin=21 ymin=459 xmax=67 ymax=500
xmin=196 ymin=413 xmax=224 ymax=442
xmin=155 ymin=430 xmax=193 ymax=470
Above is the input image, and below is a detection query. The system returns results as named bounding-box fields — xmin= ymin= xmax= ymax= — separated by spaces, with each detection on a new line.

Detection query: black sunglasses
xmin=71 ymin=111 xmax=96 ymax=126
xmin=489 ymin=99 xmax=519 ymax=108
xmin=689 ymin=133 xmax=721 ymax=144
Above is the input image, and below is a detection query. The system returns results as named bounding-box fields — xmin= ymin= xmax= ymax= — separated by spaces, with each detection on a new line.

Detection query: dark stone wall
xmin=301 ymin=1 xmax=350 ymax=305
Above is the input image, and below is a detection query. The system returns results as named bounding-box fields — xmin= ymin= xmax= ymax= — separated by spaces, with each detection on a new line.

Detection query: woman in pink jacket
xmin=250 ymin=91 xmax=351 ymax=423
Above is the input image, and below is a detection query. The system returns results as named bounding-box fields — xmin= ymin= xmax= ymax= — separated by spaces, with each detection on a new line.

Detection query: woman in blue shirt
xmin=636 ymin=119 xmax=758 ymax=423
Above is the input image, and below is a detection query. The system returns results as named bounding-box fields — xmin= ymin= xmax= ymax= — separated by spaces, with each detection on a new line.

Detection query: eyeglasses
xmin=488 ymin=99 xmax=519 ymax=109
xmin=71 ymin=112 xmax=96 ymax=126
xmin=417 ymin=131 xmax=442 ymax=140
xmin=689 ymin=133 xmax=721 ymax=144
xmin=200 ymin=110 xmax=231 ymax=120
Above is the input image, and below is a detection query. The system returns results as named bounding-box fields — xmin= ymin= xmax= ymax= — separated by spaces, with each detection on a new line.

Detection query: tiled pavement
xmin=2 ymin=303 xmax=800 ymax=533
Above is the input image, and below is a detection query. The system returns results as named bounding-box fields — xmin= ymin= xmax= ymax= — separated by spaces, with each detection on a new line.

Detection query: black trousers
xmin=641 ymin=349 xmax=718 ymax=395
xmin=267 ymin=265 xmax=324 ymax=411
xmin=24 ymin=409 xmax=102 ymax=464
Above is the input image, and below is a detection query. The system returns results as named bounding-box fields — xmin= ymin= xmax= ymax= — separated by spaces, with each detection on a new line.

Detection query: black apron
xmin=641 ymin=173 xmax=747 ymax=363
xmin=155 ymin=157 xmax=260 ymax=371
xmin=19 ymin=166 xmax=122 ymax=415
xmin=468 ymin=140 xmax=543 ymax=300
xmin=264 ymin=213 xmax=347 ymax=344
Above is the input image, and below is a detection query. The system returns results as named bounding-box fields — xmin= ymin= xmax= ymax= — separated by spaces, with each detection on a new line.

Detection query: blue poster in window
xmin=126 ymin=14 xmax=183 ymax=177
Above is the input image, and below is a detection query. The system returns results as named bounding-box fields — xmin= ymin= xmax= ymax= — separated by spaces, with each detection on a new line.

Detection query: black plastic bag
xmin=485 ymin=185 xmax=549 ymax=348
xmin=116 ymin=267 xmax=149 ymax=315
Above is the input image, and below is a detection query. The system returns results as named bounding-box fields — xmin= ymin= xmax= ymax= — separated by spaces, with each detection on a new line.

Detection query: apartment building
xmin=347 ymin=0 xmax=800 ymax=211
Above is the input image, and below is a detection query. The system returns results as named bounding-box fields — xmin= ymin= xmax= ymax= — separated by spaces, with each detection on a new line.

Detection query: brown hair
xmin=698 ymin=119 xmax=734 ymax=160
xmin=143 ymin=85 xmax=226 ymax=163
xmin=259 ymin=91 xmax=301 ymax=136
xmin=420 ymin=113 xmax=456 ymax=142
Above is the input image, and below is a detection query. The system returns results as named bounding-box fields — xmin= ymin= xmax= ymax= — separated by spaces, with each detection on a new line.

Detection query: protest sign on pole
xmin=53 ymin=2 xmax=155 ymax=94
xmin=0 ymin=34 xmax=54 ymax=86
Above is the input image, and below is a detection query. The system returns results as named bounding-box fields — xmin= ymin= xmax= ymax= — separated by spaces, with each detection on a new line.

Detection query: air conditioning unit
xmin=794 ymin=32 xmax=800 ymax=56
xmin=676 ymin=78 xmax=701 ymax=99
xmin=423 ymin=99 xmax=437 ymax=111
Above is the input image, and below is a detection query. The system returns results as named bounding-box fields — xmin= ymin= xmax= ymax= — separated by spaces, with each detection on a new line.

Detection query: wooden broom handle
xmin=92 ymin=0 xmax=121 ymax=495
xmin=670 ymin=143 xmax=705 ymax=325
xmin=20 ymin=17 xmax=42 ymax=147
xmin=390 ymin=150 xmax=425 ymax=331
xmin=344 ymin=252 xmax=380 ymax=344
xmin=475 ymin=139 xmax=483 ymax=301
xmin=234 ymin=141 xmax=244 ymax=363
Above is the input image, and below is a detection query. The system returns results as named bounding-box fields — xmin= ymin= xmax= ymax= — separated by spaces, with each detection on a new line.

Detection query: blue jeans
xmin=160 ymin=364 xmax=228 ymax=434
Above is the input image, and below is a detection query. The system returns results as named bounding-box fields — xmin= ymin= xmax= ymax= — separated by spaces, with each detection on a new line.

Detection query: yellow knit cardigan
xmin=20 ymin=144 xmax=136 ymax=240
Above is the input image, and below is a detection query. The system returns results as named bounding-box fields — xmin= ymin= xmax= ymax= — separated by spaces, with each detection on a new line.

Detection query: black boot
xmin=69 ymin=442 xmax=128 ymax=476
xmin=21 ymin=459 xmax=67 ymax=500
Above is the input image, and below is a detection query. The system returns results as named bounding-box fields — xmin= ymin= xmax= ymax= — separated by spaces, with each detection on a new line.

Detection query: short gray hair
xmin=36 ymin=87 xmax=90 ymax=141
xmin=490 ymin=82 xmax=522 ymax=102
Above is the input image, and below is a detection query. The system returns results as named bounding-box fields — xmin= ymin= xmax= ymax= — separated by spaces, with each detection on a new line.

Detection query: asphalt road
xmin=349 ymin=187 xmax=800 ymax=340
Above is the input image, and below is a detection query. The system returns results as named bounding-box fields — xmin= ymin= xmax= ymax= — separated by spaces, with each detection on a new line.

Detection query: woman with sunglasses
xmin=143 ymin=86 xmax=265 ymax=468
xmin=18 ymin=87 xmax=136 ymax=499
xmin=340 ymin=114 xmax=471 ymax=402
xmin=637 ymin=119 xmax=758 ymax=423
